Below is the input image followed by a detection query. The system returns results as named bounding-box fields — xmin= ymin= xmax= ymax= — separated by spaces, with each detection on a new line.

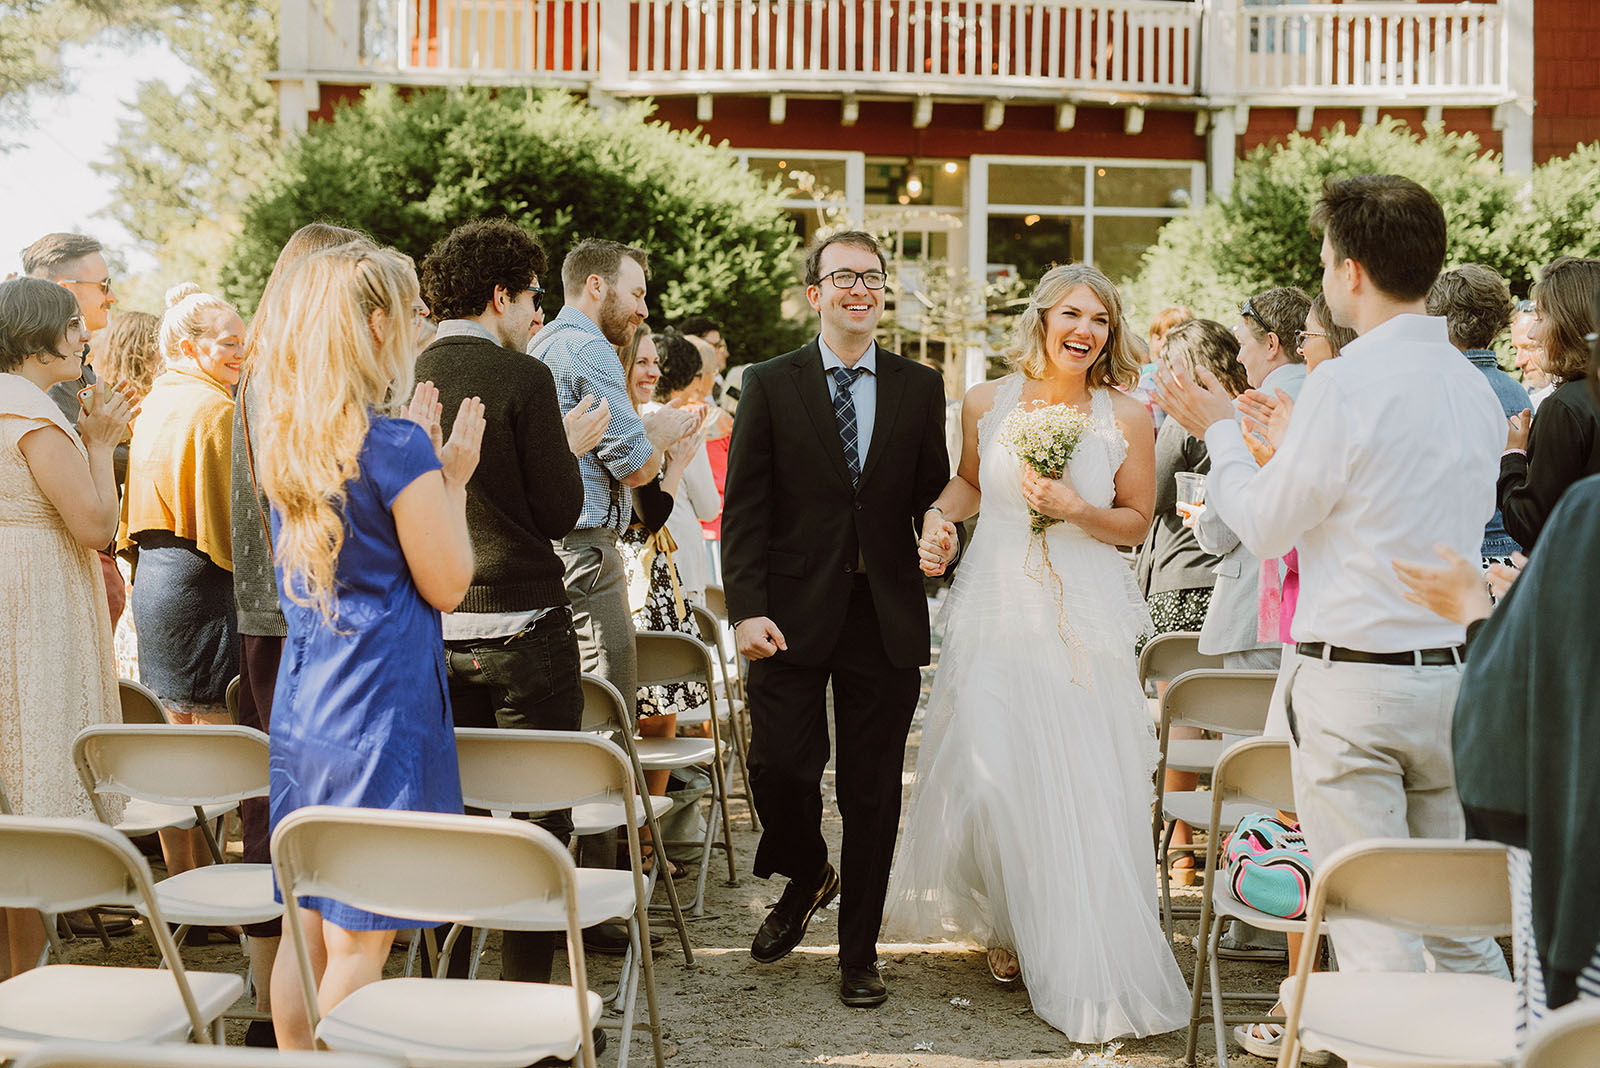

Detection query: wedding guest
xmin=1498 ymin=257 xmax=1600 ymax=551
xmin=1511 ymin=301 xmax=1554 ymax=408
xmin=1296 ymin=293 xmax=1356 ymax=373
xmin=120 ymin=283 xmax=244 ymax=879
xmin=530 ymin=240 xmax=696 ymax=722
xmin=94 ymin=312 xmax=162 ymax=402
xmin=256 ymin=243 xmax=483 ymax=1050
xmin=617 ymin=326 xmax=708 ymax=867
xmin=1394 ymin=297 xmax=1600 ymax=1041
xmin=1166 ymin=319 xmax=1280 ymax=672
xmin=231 ymin=222 xmax=372 ymax=1044
xmin=1158 ymin=174 xmax=1510 ymax=983
xmin=1135 ymin=326 xmax=1225 ymax=886
xmin=660 ymin=333 xmax=721 ymax=603
xmin=414 ymin=219 xmax=594 ymax=979
xmin=0 ymin=278 xmax=133 ymax=979
xmin=1428 ymin=265 xmax=1527 ymax=565
xmin=24 ymin=232 xmax=127 ymax=625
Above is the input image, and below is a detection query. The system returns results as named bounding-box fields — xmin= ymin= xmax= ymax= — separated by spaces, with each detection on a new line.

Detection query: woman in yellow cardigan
xmin=120 ymin=282 xmax=244 ymax=879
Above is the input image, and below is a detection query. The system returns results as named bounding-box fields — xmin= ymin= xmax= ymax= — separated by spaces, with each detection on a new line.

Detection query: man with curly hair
xmin=414 ymin=218 xmax=609 ymax=982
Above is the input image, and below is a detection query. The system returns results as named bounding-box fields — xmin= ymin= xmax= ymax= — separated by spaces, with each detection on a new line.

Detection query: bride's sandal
xmin=986 ymin=946 xmax=1021 ymax=984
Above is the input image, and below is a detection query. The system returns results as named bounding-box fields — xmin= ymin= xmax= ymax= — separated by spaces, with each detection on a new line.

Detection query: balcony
xmin=276 ymin=0 xmax=1512 ymax=109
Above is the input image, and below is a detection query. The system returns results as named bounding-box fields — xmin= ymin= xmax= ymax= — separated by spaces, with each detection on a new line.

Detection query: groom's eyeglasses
xmin=818 ymin=269 xmax=888 ymax=291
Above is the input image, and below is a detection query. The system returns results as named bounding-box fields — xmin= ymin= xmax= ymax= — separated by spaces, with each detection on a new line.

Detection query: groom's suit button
xmin=844 ymin=564 xmax=855 ymax=573
xmin=853 ymin=501 xmax=863 ymax=511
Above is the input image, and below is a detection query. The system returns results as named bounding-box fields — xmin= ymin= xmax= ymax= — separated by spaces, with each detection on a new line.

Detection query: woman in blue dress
xmin=251 ymin=241 xmax=485 ymax=1049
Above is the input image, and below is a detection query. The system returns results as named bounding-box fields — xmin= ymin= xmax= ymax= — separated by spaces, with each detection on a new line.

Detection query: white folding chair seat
xmin=1162 ymin=790 xmax=1267 ymax=831
xmin=453 ymin=730 xmax=668 ymax=1068
xmin=17 ymin=1039 xmax=398 ymax=1068
xmin=143 ymin=865 xmax=280 ymax=929
xmin=272 ymin=806 xmax=602 ymax=1068
xmin=1166 ymin=737 xmax=1232 ymax=774
xmin=316 ymin=978 xmax=597 ymax=1068
xmin=1522 ymin=999 xmax=1600 ymax=1068
xmin=632 ymin=736 xmax=716 ymax=770
xmin=1277 ymin=838 xmax=1518 ymax=1068
xmin=1288 ymin=971 xmax=1515 ymax=1067
xmin=0 ymin=966 xmax=241 ymax=1055
xmin=0 ymin=816 xmax=243 ymax=1057
xmin=570 ymin=793 xmax=673 ymax=837
xmin=111 ymin=800 xmax=236 ymax=839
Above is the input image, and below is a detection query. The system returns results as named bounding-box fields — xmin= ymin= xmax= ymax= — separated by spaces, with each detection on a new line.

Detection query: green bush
xmin=1126 ymin=120 xmax=1599 ymax=329
xmin=224 ymin=86 xmax=805 ymax=359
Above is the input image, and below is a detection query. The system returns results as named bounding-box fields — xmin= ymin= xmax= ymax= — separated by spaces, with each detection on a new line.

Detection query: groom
xmin=722 ymin=230 xmax=951 ymax=1008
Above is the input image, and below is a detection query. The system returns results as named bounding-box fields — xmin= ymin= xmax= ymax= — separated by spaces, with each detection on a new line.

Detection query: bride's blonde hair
xmin=1003 ymin=263 xmax=1140 ymax=389
xmin=255 ymin=243 xmax=420 ymax=623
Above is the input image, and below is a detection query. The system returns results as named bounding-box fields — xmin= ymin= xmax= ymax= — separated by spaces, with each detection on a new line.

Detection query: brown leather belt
xmin=1296 ymin=642 xmax=1462 ymax=666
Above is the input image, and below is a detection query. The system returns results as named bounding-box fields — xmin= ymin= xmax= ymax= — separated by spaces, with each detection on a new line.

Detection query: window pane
xmin=747 ymin=156 xmax=849 ymax=199
xmin=1094 ymin=166 xmax=1196 ymax=210
xmin=1091 ymin=215 xmax=1173 ymax=284
xmin=988 ymin=164 xmax=1085 ymax=208
xmin=986 ymin=214 xmax=1083 ymax=288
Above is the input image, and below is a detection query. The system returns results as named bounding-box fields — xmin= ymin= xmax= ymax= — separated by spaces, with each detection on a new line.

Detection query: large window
xmin=973 ymin=156 xmax=1202 ymax=289
xmin=736 ymin=151 xmax=860 ymax=247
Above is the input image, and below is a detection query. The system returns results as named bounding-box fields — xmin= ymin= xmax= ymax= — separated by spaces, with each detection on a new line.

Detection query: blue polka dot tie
xmin=830 ymin=366 xmax=866 ymax=489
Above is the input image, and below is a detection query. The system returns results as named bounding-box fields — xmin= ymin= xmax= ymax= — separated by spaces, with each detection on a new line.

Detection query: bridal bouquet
xmin=997 ymin=403 xmax=1094 ymax=533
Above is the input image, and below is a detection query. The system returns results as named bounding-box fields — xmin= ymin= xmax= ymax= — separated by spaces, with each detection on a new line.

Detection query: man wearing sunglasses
xmin=722 ymin=229 xmax=950 ymax=1009
xmin=22 ymin=231 xmax=129 ymax=630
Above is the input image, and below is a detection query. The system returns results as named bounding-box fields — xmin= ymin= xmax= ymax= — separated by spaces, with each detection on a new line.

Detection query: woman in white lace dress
xmin=884 ymin=263 xmax=1190 ymax=1042
xmin=0 ymin=279 xmax=132 ymax=977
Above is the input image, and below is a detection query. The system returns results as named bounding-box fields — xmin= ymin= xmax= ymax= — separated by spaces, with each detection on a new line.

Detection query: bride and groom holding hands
xmin=722 ymin=229 xmax=1189 ymax=1039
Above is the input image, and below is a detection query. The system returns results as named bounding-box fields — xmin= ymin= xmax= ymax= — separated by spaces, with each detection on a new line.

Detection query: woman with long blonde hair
xmin=253 ymin=242 xmax=485 ymax=1050
xmin=884 ymin=263 xmax=1189 ymax=1040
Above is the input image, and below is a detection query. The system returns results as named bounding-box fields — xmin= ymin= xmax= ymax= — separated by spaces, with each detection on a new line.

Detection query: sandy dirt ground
xmin=72 ymin=617 xmax=1290 ymax=1067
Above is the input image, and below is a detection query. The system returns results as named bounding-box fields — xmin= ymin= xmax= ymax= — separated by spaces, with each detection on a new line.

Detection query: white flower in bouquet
xmin=997 ymin=402 xmax=1094 ymax=532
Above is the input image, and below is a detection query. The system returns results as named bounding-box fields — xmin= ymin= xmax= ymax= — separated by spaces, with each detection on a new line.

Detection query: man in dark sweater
xmin=414 ymin=218 xmax=608 ymax=981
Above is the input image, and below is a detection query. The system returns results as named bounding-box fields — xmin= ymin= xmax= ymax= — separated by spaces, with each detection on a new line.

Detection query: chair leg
xmin=709 ymin=754 xmax=737 ymax=885
xmin=640 ymin=788 xmax=694 ymax=966
xmin=635 ymin=913 xmax=667 ymax=1068
xmin=1159 ymin=818 xmax=1178 ymax=944
xmin=1185 ymin=905 xmax=1214 ymax=1067
xmin=1208 ymin=917 xmax=1230 ymax=1068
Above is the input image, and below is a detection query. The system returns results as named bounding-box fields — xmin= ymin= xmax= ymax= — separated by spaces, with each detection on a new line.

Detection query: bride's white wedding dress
xmin=884 ymin=375 xmax=1190 ymax=1042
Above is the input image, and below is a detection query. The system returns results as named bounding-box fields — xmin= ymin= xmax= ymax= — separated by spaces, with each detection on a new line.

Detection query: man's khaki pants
xmin=1286 ymin=652 xmax=1509 ymax=977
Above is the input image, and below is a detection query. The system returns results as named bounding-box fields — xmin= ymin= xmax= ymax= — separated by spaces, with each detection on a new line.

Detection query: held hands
xmin=439 ymin=396 xmax=486 ymax=492
xmin=76 ymin=380 xmax=138 ymax=449
xmin=1391 ymin=543 xmax=1493 ymax=626
xmin=1506 ymin=409 xmax=1532 ymax=452
xmin=1019 ymin=465 xmax=1087 ymax=524
xmin=735 ymin=616 xmax=787 ymax=660
xmin=918 ymin=509 xmax=958 ymax=576
xmin=564 ymin=394 xmax=611 ymax=456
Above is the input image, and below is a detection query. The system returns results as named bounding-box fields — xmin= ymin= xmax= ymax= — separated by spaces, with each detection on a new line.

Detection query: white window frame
xmin=736 ymin=149 xmax=865 ymax=223
xmin=968 ymin=155 xmax=1205 ymax=288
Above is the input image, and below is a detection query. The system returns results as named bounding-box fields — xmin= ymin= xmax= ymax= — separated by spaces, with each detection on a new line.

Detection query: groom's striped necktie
xmin=830 ymin=365 xmax=866 ymax=488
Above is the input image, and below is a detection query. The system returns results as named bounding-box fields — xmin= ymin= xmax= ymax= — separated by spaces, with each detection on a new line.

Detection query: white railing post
xmin=597 ymin=0 xmax=631 ymax=89
xmin=1202 ymin=0 xmax=1240 ymax=198
xmin=1502 ymin=0 xmax=1533 ymax=173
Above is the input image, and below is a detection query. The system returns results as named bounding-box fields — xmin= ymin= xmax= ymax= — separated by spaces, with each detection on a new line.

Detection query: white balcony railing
xmin=281 ymin=0 xmax=1510 ymax=106
xmin=1235 ymin=2 xmax=1507 ymax=101
xmin=623 ymin=0 xmax=1200 ymax=94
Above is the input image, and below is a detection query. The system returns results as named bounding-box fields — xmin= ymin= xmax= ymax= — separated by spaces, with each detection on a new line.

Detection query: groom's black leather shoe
xmin=750 ymin=863 xmax=839 ymax=964
xmin=840 ymin=963 xmax=888 ymax=1008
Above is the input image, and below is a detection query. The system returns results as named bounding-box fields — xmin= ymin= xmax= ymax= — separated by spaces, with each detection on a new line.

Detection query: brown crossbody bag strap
xmin=238 ymin=368 xmax=274 ymax=554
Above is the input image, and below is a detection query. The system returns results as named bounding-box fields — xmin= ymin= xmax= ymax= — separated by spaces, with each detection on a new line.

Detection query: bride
xmin=884 ymin=263 xmax=1190 ymax=1041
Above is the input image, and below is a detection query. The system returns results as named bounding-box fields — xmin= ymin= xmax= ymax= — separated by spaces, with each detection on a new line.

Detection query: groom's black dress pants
xmin=746 ymin=576 xmax=921 ymax=968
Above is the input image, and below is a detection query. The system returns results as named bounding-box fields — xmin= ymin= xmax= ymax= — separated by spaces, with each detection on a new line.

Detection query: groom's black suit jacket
xmin=722 ymin=338 xmax=950 ymax=669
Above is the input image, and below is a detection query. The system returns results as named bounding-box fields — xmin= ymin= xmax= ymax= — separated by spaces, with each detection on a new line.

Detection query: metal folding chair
xmin=272 ymin=806 xmax=601 ymax=1068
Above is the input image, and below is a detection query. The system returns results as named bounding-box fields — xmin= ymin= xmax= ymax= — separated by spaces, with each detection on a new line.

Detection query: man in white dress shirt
xmin=1157 ymin=174 xmax=1510 ymax=977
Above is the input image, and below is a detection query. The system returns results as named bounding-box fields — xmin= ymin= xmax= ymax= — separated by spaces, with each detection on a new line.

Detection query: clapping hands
xmin=1237 ymin=388 xmax=1295 ymax=466
xmin=408 ymin=381 xmax=485 ymax=491
xmin=76 ymin=380 xmax=138 ymax=449
xmin=564 ymin=394 xmax=611 ymax=456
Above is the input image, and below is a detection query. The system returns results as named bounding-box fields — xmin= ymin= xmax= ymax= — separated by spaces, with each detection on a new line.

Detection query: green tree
xmin=0 ymin=0 xmax=137 ymax=135
xmin=1126 ymin=119 xmax=1521 ymax=326
xmin=97 ymin=0 xmax=278 ymax=305
xmin=1501 ymin=141 xmax=1600 ymax=282
xmin=226 ymin=86 xmax=804 ymax=359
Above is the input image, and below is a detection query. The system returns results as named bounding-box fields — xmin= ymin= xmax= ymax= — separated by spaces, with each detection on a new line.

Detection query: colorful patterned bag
xmin=1224 ymin=813 xmax=1315 ymax=920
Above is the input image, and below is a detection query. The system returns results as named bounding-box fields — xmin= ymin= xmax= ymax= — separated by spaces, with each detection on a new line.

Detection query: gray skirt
xmin=130 ymin=534 xmax=240 ymax=705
